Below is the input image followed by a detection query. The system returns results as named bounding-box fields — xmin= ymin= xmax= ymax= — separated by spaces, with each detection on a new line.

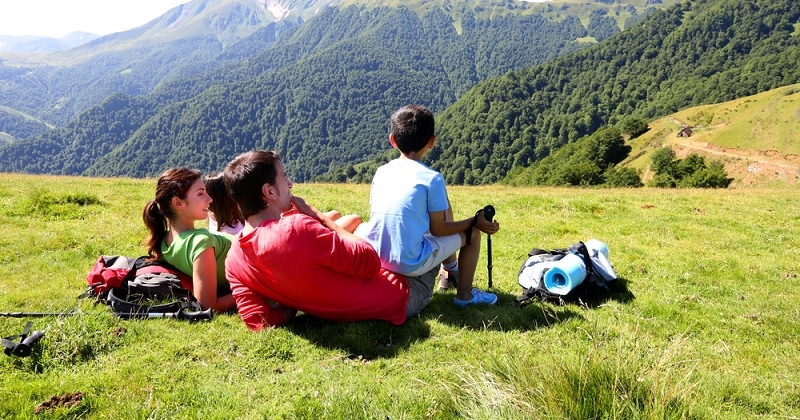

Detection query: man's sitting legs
xmin=405 ymin=267 xmax=440 ymax=318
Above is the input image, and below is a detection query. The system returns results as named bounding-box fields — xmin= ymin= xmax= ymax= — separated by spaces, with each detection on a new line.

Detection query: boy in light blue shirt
xmin=356 ymin=105 xmax=500 ymax=306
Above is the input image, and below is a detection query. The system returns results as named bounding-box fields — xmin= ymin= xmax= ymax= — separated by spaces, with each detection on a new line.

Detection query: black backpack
xmin=516 ymin=242 xmax=617 ymax=307
xmin=83 ymin=256 xmax=211 ymax=321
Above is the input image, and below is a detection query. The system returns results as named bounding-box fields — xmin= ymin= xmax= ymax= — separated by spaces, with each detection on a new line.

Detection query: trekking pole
xmin=0 ymin=309 xmax=79 ymax=318
xmin=116 ymin=308 xmax=213 ymax=322
xmin=483 ymin=205 xmax=496 ymax=289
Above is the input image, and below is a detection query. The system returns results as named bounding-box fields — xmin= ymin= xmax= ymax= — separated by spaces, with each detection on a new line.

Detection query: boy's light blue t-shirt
xmin=358 ymin=158 xmax=449 ymax=275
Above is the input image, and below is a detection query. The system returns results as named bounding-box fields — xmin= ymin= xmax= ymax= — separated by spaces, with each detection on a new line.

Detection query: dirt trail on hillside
xmin=674 ymin=139 xmax=800 ymax=169
xmin=665 ymin=117 xmax=800 ymax=186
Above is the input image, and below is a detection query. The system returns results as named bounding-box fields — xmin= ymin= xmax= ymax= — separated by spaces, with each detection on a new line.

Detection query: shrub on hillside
xmin=647 ymin=148 xmax=732 ymax=188
xmin=650 ymin=147 xmax=676 ymax=174
xmin=508 ymin=127 xmax=633 ymax=187
xmin=605 ymin=167 xmax=643 ymax=187
xmin=678 ymin=161 xmax=733 ymax=188
xmin=618 ymin=117 xmax=649 ymax=138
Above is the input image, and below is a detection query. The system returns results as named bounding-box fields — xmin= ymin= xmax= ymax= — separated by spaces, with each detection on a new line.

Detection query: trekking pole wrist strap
xmin=465 ymin=211 xmax=480 ymax=246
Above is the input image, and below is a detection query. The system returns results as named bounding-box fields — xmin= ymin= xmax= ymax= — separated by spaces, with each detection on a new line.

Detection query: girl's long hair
xmin=143 ymin=168 xmax=201 ymax=260
xmin=204 ymin=172 xmax=244 ymax=230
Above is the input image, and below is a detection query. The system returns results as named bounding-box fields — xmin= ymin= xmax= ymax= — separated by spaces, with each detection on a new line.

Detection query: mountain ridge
xmin=0 ymin=32 xmax=100 ymax=53
xmin=1 ymin=0 xmax=619 ymax=179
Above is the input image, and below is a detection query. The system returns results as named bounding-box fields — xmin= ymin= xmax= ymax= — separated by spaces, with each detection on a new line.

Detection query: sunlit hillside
xmin=623 ymin=83 xmax=800 ymax=187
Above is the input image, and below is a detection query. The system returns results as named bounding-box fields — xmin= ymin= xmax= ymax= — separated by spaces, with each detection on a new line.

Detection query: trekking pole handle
xmin=177 ymin=308 xmax=214 ymax=322
xmin=9 ymin=330 xmax=45 ymax=357
xmin=483 ymin=205 xmax=495 ymax=222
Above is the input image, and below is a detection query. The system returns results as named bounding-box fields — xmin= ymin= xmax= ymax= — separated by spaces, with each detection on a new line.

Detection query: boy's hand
xmin=476 ymin=210 xmax=500 ymax=235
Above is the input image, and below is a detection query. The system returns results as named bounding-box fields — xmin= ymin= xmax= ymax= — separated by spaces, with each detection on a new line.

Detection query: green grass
xmin=627 ymin=83 xmax=800 ymax=157
xmin=1 ymin=173 xmax=799 ymax=419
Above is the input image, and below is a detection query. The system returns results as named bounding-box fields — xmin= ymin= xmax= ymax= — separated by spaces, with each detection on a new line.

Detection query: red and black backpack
xmin=83 ymin=255 xmax=205 ymax=318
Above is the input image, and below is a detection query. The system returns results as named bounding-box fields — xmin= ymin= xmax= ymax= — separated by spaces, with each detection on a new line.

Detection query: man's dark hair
xmin=224 ymin=150 xmax=281 ymax=219
xmin=390 ymin=105 xmax=435 ymax=154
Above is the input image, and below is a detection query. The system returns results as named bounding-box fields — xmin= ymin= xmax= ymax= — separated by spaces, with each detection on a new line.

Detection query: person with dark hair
xmin=206 ymin=169 xmax=361 ymax=236
xmin=223 ymin=150 xmax=435 ymax=330
xmin=204 ymin=172 xmax=245 ymax=235
xmin=142 ymin=168 xmax=236 ymax=312
xmin=355 ymin=104 xmax=500 ymax=307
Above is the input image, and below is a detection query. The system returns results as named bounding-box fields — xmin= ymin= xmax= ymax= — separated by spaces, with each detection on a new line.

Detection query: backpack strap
xmin=528 ymin=248 xmax=550 ymax=257
xmin=569 ymin=242 xmax=594 ymax=276
xmin=106 ymin=287 xmax=202 ymax=316
xmin=464 ymin=209 xmax=482 ymax=246
xmin=516 ymin=291 xmax=538 ymax=308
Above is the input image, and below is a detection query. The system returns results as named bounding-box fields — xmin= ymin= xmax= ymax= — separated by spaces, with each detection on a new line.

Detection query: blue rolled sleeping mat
xmin=543 ymin=253 xmax=587 ymax=295
xmin=542 ymin=239 xmax=614 ymax=295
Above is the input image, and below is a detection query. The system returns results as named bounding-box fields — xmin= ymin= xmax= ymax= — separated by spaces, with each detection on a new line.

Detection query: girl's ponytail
xmin=143 ymin=199 xmax=169 ymax=260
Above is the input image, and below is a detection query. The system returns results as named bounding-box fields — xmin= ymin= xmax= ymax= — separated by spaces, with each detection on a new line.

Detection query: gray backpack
xmin=516 ymin=241 xmax=617 ymax=306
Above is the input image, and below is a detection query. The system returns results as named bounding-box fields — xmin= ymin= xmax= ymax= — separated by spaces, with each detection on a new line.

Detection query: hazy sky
xmin=0 ymin=0 xmax=189 ymax=38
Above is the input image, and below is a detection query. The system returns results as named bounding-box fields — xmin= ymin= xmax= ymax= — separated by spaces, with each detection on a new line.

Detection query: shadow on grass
xmin=513 ymin=276 xmax=635 ymax=309
xmin=285 ymin=292 xmax=580 ymax=360
xmin=419 ymin=277 xmax=634 ymax=329
xmin=416 ymin=290 xmax=583 ymax=331
xmin=582 ymin=276 xmax=636 ymax=308
xmin=284 ymin=278 xmax=634 ymax=359
xmin=286 ymin=314 xmax=432 ymax=360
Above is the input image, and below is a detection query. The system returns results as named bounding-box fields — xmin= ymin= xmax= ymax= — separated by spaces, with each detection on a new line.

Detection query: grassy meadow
xmin=1 ymin=173 xmax=799 ymax=419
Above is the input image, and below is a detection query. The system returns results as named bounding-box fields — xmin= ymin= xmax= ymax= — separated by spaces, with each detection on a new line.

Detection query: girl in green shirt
xmin=142 ymin=167 xmax=237 ymax=312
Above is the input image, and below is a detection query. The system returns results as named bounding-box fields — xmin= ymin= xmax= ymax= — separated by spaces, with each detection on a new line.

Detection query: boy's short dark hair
xmin=390 ymin=105 xmax=434 ymax=154
xmin=224 ymin=150 xmax=281 ymax=219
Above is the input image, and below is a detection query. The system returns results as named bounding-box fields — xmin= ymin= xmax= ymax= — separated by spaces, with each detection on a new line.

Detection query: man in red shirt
xmin=223 ymin=150 xmax=438 ymax=330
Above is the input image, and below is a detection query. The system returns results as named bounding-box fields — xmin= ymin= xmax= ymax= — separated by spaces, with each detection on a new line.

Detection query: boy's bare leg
xmin=334 ymin=214 xmax=363 ymax=233
xmin=438 ymin=204 xmax=459 ymax=288
xmin=455 ymin=228 xmax=481 ymax=301
xmin=438 ymin=253 xmax=458 ymax=289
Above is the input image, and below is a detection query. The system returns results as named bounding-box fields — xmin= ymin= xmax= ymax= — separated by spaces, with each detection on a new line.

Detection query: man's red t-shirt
xmin=226 ymin=213 xmax=410 ymax=330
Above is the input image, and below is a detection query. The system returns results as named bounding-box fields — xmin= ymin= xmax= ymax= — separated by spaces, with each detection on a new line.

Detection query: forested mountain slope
xmin=425 ymin=0 xmax=800 ymax=184
xmin=0 ymin=2 xmax=616 ymax=180
xmin=0 ymin=0 xmax=305 ymax=131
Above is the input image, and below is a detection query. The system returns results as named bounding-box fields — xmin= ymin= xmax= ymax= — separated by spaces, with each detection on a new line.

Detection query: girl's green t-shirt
xmin=161 ymin=228 xmax=233 ymax=287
